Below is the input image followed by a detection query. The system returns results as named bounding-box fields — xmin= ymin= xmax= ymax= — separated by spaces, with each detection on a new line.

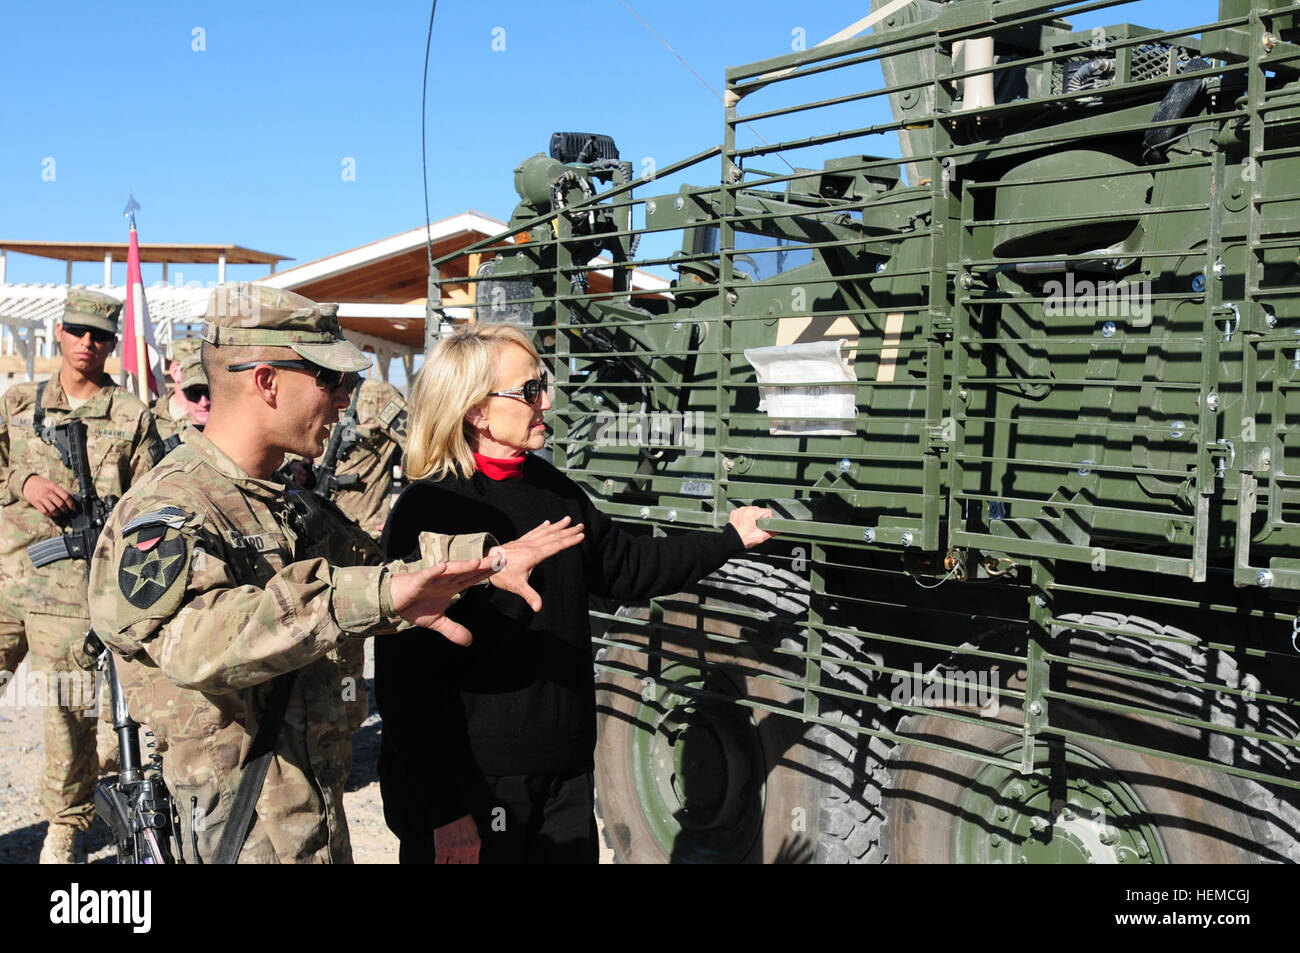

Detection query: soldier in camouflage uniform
xmin=87 ymin=283 xmax=583 ymax=863
xmin=0 ymin=289 xmax=164 ymax=863
xmin=151 ymin=338 xmax=210 ymax=448
xmin=315 ymin=377 xmax=409 ymax=736
xmin=320 ymin=377 xmax=408 ymax=538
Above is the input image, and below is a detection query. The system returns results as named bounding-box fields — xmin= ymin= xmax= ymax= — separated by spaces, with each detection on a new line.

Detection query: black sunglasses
xmin=182 ymin=385 xmax=210 ymax=403
xmin=225 ymin=359 xmax=360 ymax=394
xmin=488 ymin=370 xmax=549 ymax=406
xmin=62 ymin=324 xmax=117 ymax=345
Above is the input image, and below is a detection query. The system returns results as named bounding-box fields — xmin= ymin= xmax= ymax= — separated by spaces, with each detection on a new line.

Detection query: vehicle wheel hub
xmin=630 ymin=663 xmax=765 ymax=862
xmin=955 ymin=740 xmax=1166 ymax=864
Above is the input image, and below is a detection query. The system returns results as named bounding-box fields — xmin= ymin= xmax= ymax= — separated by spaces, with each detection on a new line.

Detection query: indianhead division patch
xmin=118 ymin=525 xmax=188 ymax=610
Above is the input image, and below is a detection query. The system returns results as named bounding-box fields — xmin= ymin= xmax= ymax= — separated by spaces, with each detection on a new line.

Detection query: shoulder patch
xmin=379 ymin=399 xmax=408 ymax=436
xmin=117 ymin=525 xmax=189 ymax=611
xmin=123 ymin=506 xmax=191 ymax=535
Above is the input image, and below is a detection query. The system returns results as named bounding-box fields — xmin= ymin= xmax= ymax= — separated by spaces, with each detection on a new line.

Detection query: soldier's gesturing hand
xmin=488 ymin=516 xmax=586 ymax=611
xmin=390 ymin=555 xmax=500 ymax=645
xmin=21 ymin=474 xmax=76 ymax=518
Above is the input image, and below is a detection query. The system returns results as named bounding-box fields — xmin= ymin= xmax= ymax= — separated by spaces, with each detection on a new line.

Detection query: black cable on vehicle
xmin=421 ymin=2 xmax=439 ymax=300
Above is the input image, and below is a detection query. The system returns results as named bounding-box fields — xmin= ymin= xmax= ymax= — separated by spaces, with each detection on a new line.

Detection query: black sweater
xmin=374 ymin=455 xmax=745 ymax=831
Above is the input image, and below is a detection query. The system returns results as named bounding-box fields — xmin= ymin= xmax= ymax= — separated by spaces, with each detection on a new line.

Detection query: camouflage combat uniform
xmin=320 ymin=377 xmax=409 ymax=540
xmin=151 ymin=345 xmax=206 ymax=448
xmin=88 ymin=428 xmax=490 ymax=863
xmin=314 ymin=377 xmax=409 ymax=733
xmin=0 ymin=371 xmax=161 ymax=830
xmin=87 ymin=283 xmax=493 ymax=863
xmin=149 ymin=393 xmax=183 ymax=444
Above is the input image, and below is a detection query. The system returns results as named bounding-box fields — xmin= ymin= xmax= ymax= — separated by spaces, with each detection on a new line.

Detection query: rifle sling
xmin=33 ymin=380 xmax=46 ymax=433
xmin=211 ymin=670 xmax=298 ymax=864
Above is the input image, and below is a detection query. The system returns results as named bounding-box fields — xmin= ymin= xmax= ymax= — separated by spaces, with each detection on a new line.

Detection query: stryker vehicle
xmin=431 ymin=0 xmax=1299 ymax=862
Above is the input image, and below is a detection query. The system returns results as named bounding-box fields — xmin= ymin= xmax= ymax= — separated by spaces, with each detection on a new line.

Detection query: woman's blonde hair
xmin=405 ymin=323 xmax=541 ymax=480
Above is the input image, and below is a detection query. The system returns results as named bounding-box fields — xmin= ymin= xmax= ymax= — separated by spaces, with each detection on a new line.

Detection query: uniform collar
xmin=44 ymin=372 xmax=116 ymax=418
xmin=181 ymin=427 xmax=285 ymax=502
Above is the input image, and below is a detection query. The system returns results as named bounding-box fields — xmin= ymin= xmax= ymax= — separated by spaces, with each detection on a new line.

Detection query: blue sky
xmin=1 ymin=0 xmax=1216 ymax=288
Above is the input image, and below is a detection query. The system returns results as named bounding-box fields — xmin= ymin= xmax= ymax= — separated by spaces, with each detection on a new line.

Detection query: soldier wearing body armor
xmin=0 ymin=289 xmax=164 ymax=863
xmin=87 ymin=283 xmax=582 ymax=863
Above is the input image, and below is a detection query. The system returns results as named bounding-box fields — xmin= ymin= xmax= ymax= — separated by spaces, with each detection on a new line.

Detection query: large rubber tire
xmin=594 ymin=559 xmax=890 ymax=863
xmin=883 ymin=612 xmax=1300 ymax=863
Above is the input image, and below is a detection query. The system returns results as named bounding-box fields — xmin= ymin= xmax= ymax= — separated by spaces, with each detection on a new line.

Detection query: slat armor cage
xmin=432 ymin=0 xmax=1299 ymax=863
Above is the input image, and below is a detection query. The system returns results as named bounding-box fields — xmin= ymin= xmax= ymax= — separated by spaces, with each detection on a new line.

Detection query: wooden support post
xmin=466 ymin=253 xmax=483 ymax=305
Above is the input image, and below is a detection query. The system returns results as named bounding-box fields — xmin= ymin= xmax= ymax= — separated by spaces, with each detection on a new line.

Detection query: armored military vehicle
xmin=433 ymin=0 xmax=1299 ymax=862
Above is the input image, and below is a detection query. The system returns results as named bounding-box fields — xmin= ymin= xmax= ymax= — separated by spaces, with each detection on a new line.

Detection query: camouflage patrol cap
xmin=178 ymin=353 xmax=207 ymax=390
xmin=62 ymin=289 xmax=123 ymax=334
xmin=200 ymin=282 xmax=371 ymax=373
xmin=169 ymin=337 xmax=202 ymax=364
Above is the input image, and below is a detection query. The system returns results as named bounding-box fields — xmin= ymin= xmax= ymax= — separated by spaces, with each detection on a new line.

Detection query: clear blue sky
xmin=1 ymin=0 xmax=1214 ymax=288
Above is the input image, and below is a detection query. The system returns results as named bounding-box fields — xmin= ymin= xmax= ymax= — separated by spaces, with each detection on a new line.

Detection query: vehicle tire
xmin=883 ymin=612 xmax=1300 ymax=863
xmin=594 ymin=558 xmax=891 ymax=863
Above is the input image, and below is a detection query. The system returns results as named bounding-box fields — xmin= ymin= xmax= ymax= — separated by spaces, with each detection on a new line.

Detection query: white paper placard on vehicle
xmin=743 ymin=340 xmax=858 ymax=436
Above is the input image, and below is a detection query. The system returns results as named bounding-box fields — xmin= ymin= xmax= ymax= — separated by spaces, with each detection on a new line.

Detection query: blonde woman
xmin=375 ymin=325 xmax=774 ymax=864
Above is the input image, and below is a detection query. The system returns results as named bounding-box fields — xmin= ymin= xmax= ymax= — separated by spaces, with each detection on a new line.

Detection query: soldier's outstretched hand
xmin=489 ymin=516 xmax=586 ymax=611
xmin=390 ymin=555 xmax=500 ymax=644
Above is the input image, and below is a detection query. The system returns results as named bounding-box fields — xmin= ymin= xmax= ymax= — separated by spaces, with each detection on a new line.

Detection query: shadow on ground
xmin=0 ymin=819 xmax=114 ymax=864
xmin=345 ymin=678 xmax=381 ymax=792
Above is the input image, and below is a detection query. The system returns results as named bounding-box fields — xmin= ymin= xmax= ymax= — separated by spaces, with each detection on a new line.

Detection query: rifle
xmin=310 ymin=380 xmax=363 ymax=499
xmin=25 ymin=419 xmax=119 ymax=567
xmin=85 ymin=633 xmax=189 ymax=864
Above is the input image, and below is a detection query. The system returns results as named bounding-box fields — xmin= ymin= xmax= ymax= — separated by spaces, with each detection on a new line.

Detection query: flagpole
xmin=123 ymin=192 xmax=151 ymax=402
xmin=130 ymin=222 xmax=147 ymax=402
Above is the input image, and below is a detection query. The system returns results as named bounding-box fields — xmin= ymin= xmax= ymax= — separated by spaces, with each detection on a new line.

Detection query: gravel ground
xmin=0 ymin=643 xmax=613 ymax=864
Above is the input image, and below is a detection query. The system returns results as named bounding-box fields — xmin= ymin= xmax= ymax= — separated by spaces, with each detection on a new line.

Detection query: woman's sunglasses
xmin=488 ymin=370 xmax=549 ymax=406
xmin=225 ymin=359 xmax=360 ymax=394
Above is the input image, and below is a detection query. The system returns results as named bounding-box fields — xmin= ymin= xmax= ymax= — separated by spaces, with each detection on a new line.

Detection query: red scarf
xmin=473 ymin=451 xmax=525 ymax=481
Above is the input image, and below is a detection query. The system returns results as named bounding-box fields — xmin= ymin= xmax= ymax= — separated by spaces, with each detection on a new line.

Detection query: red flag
xmin=122 ymin=221 xmax=164 ymax=398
